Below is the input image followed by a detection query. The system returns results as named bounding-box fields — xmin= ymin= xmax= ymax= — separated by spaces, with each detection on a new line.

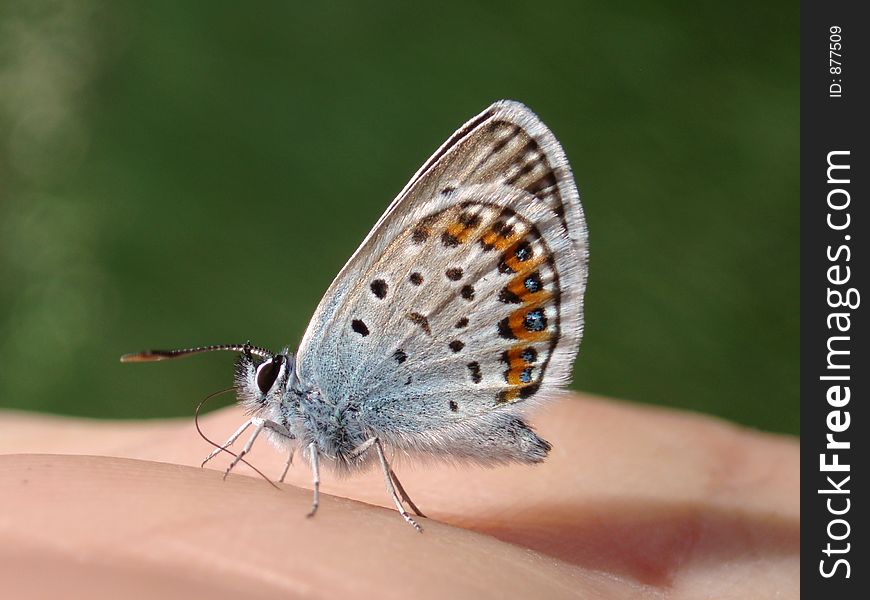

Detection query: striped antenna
xmin=120 ymin=343 xmax=273 ymax=363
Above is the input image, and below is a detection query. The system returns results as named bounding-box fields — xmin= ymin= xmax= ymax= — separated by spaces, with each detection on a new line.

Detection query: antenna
xmin=120 ymin=343 xmax=273 ymax=363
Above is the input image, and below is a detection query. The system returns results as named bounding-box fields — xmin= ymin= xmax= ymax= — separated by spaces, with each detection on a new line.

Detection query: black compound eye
xmin=256 ymin=356 xmax=283 ymax=394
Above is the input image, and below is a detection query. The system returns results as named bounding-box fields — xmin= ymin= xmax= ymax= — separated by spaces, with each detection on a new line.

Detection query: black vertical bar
xmin=802 ymin=1 xmax=867 ymax=596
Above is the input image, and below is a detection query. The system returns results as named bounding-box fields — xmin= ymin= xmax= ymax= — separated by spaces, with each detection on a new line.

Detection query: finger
xmin=0 ymin=454 xmax=630 ymax=600
xmin=0 ymin=394 xmax=799 ymax=596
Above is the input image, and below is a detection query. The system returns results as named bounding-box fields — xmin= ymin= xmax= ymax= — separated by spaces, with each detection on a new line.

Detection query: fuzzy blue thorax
xmin=234 ymin=351 xmax=370 ymax=467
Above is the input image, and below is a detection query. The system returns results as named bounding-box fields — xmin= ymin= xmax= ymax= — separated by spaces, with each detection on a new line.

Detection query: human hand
xmin=0 ymin=393 xmax=798 ymax=599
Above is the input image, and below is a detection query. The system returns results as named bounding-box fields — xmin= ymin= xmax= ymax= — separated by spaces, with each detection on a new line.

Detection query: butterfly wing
xmin=295 ymin=100 xmax=587 ymax=457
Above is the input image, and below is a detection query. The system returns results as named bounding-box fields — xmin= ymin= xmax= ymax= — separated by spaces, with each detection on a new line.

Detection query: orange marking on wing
xmin=503 ymin=347 xmax=529 ymax=386
xmin=503 ymin=346 xmax=528 ymax=364
xmin=502 ymin=244 xmax=548 ymax=274
xmin=480 ymin=228 xmax=523 ymax=251
xmin=506 ymin=277 xmax=551 ymax=305
xmin=446 ymin=221 xmax=476 ymax=244
xmin=506 ymin=367 xmax=533 ymax=386
xmin=506 ymin=302 xmax=552 ymax=342
xmin=480 ymin=230 xmax=499 ymax=248
xmin=506 ymin=317 xmax=551 ymax=343
xmin=514 ymin=329 xmax=551 ymax=343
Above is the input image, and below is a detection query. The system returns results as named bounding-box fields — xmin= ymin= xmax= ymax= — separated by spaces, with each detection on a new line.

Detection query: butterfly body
xmin=123 ymin=100 xmax=588 ymax=530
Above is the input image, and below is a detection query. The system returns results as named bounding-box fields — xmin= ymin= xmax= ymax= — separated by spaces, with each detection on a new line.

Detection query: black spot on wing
xmin=441 ymin=232 xmax=460 ymax=247
xmin=519 ymin=382 xmax=540 ymax=399
xmin=459 ymin=212 xmax=481 ymax=227
xmin=411 ymin=227 xmax=429 ymax=244
xmin=351 ymin=319 xmax=369 ymax=337
xmin=467 ymin=362 xmax=482 ymax=383
xmin=498 ymin=288 xmax=521 ymax=304
xmin=498 ymin=318 xmax=516 ymax=339
xmin=445 ymin=267 xmax=463 ymax=281
xmin=370 ymin=279 xmax=387 ymax=299
xmin=407 ymin=312 xmax=431 ymax=335
xmin=493 ymin=220 xmax=515 ymax=239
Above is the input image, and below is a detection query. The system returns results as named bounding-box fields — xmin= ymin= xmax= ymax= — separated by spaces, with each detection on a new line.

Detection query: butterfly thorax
xmin=235 ymin=351 xmax=371 ymax=466
xmin=287 ymin=386 xmax=370 ymax=466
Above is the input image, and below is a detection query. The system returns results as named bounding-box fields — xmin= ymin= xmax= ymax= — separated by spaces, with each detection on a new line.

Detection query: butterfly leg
xmin=347 ymin=439 xmax=424 ymax=518
xmin=204 ymin=417 xmax=292 ymax=479
xmin=278 ymin=447 xmax=295 ymax=483
xmin=375 ymin=439 xmax=422 ymax=532
xmin=347 ymin=437 xmax=376 ymax=460
xmin=222 ymin=417 xmax=268 ymax=479
xmin=201 ymin=418 xmax=254 ymax=467
xmin=306 ymin=442 xmax=320 ymax=518
xmin=389 ymin=467 xmax=426 ymax=518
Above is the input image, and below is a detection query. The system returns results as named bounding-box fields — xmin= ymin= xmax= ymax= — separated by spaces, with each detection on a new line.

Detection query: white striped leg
xmin=200 ymin=417 xmax=293 ymax=480
xmin=375 ymin=439 xmax=422 ymax=532
xmin=389 ymin=467 xmax=426 ymax=518
xmin=347 ymin=437 xmax=376 ymax=460
xmin=222 ymin=418 xmax=267 ymax=479
xmin=278 ymin=447 xmax=295 ymax=483
xmin=306 ymin=442 xmax=320 ymax=518
xmin=349 ymin=438 xmax=425 ymax=519
xmin=201 ymin=418 xmax=255 ymax=467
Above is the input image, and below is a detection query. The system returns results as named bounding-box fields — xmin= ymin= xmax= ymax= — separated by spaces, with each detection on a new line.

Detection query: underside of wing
xmin=296 ymin=101 xmax=588 ymax=447
xmin=388 ymin=99 xmax=586 ymax=255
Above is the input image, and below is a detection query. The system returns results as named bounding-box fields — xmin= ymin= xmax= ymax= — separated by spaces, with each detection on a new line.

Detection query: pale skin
xmin=0 ymin=392 xmax=798 ymax=600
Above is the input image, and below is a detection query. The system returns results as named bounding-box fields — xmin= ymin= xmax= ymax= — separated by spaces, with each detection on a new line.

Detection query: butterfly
xmin=122 ymin=100 xmax=588 ymax=531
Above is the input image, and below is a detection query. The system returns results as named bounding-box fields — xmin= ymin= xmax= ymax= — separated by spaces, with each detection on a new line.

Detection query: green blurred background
xmin=0 ymin=1 xmax=798 ymax=434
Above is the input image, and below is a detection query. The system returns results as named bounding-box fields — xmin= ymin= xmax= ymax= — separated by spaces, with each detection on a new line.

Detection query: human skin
xmin=0 ymin=392 xmax=798 ymax=600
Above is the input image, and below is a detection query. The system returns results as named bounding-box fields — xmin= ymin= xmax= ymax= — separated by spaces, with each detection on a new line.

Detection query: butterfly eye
xmin=255 ymin=355 xmax=284 ymax=394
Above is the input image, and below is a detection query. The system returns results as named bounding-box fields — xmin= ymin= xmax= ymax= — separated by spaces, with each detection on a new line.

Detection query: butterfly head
xmin=234 ymin=348 xmax=297 ymax=413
